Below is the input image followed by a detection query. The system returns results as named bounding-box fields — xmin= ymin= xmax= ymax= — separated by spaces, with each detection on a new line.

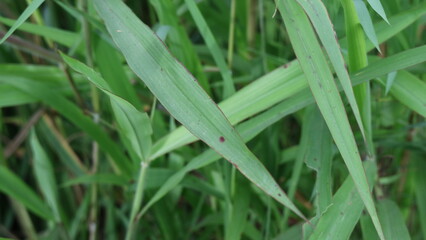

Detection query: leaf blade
xmin=94 ymin=0 xmax=305 ymax=219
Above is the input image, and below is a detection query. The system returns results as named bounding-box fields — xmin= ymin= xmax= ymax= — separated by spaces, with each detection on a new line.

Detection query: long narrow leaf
xmin=150 ymin=7 xmax=426 ymax=160
xmin=0 ymin=77 xmax=133 ymax=175
xmin=30 ymin=131 xmax=61 ymax=222
xmin=62 ymin=53 xmax=153 ymax=162
xmin=93 ymin=0 xmax=305 ymax=219
xmin=184 ymin=0 xmax=235 ymax=98
xmin=295 ymin=0 xmax=367 ymax=143
xmin=0 ymin=166 xmax=53 ymax=220
xmin=0 ymin=0 xmax=45 ymax=44
xmin=275 ymin=1 xmax=384 ymax=238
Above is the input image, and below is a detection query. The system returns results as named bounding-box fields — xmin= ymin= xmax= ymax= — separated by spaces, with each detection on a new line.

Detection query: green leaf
xmin=302 ymin=107 xmax=333 ymax=215
xmin=139 ymin=91 xmax=311 ymax=217
xmin=150 ymin=7 xmax=426 ymax=160
xmin=93 ymin=0 xmax=305 ymax=219
xmin=414 ymin=158 xmax=426 ymax=240
xmin=354 ymin=0 xmax=381 ymax=52
xmin=94 ymin=36 xmax=142 ymax=109
xmin=309 ymin=161 xmax=377 ymax=240
xmin=0 ymin=166 xmax=53 ymax=220
xmin=387 ymin=71 xmax=426 ymax=118
xmin=275 ymin=1 xmax=384 ymax=238
xmin=385 ymin=71 xmax=397 ymax=96
xmin=62 ymin=173 xmax=129 ymax=187
xmin=150 ymin=0 xmax=211 ymax=94
xmin=0 ymin=16 xmax=80 ymax=49
xmin=377 ymin=199 xmax=411 ymax=240
xmin=30 ymin=131 xmax=61 ymax=222
xmin=295 ymin=0 xmax=367 ymax=148
xmin=184 ymin=0 xmax=235 ymax=98
xmin=0 ymin=77 xmax=133 ymax=175
xmin=365 ymin=0 xmax=389 ymax=23
xmin=61 ymin=53 xmax=153 ymax=162
xmin=0 ymin=0 xmax=45 ymax=44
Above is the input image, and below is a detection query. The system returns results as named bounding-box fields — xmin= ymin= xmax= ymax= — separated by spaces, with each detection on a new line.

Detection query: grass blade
xmin=365 ymin=0 xmax=389 ymax=23
xmin=0 ymin=0 xmax=45 ymax=44
xmin=275 ymin=1 xmax=384 ymax=238
xmin=309 ymin=161 xmax=377 ymax=239
xmin=30 ymin=131 xmax=61 ymax=222
xmin=0 ymin=165 xmax=54 ymax=220
xmin=377 ymin=200 xmax=411 ymax=240
xmin=93 ymin=0 xmax=305 ymax=219
xmin=62 ymin=53 xmax=153 ymax=162
xmin=381 ymin=71 xmax=426 ymax=118
xmin=295 ymin=0 xmax=367 ymax=144
xmin=0 ymin=77 xmax=133 ymax=175
xmin=354 ymin=0 xmax=381 ymax=52
xmin=149 ymin=7 xmax=426 ymax=160
xmin=0 ymin=16 xmax=80 ymax=50
xmin=184 ymin=0 xmax=235 ymax=98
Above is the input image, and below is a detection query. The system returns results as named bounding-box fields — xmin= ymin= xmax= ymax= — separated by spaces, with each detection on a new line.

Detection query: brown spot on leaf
xmin=219 ymin=136 xmax=225 ymax=142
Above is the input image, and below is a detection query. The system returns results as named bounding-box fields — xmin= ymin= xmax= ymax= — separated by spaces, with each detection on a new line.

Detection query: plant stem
xmin=341 ymin=0 xmax=374 ymax=159
xmin=125 ymin=161 xmax=149 ymax=240
xmin=227 ymin=0 xmax=236 ymax=68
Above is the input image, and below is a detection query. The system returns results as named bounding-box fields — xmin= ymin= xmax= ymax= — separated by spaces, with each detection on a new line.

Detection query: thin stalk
xmin=227 ymin=0 xmax=236 ymax=68
xmin=0 ymin=31 xmax=61 ymax=61
xmin=126 ymin=161 xmax=149 ymax=240
xmin=341 ymin=0 xmax=374 ymax=159
xmin=150 ymin=97 xmax=157 ymax=122
xmin=88 ymin=184 xmax=98 ymax=240
xmin=246 ymin=0 xmax=257 ymax=58
xmin=4 ymin=108 xmax=44 ymax=158
xmin=258 ymin=0 xmax=267 ymax=72
xmin=77 ymin=2 xmax=99 ymax=240
xmin=10 ymin=200 xmax=39 ymax=240
xmin=59 ymin=64 xmax=87 ymax=110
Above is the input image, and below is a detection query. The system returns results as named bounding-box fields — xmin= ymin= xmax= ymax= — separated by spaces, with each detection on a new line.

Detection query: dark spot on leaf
xmin=283 ymin=64 xmax=289 ymax=68
xmin=219 ymin=136 xmax=225 ymax=142
xmin=278 ymin=193 xmax=282 ymax=197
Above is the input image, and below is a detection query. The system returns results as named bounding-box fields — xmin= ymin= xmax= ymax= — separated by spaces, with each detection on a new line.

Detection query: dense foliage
xmin=0 ymin=0 xmax=425 ymax=239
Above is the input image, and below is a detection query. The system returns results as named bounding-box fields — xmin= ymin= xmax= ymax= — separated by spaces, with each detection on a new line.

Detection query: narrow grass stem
xmin=126 ymin=161 xmax=149 ymax=240
xmin=227 ymin=0 xmax=236 ymax=68
xmin=341 ymin=0 xmax=375 ymax=159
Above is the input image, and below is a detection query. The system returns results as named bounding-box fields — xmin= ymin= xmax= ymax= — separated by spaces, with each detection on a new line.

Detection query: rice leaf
xmin=93 ymin=0 xmax=305 ymax=219
xmin=365 ymin=0 xmax=389 ymax=23
xmin=295 ymin=0 xmax=367 ymax=145
xmin=414 ymin=158 xmax=426 ymax=239
xmin=275 ymin=1 xmax=384 ymax=238
xmin=0 ymin=0 xmax=45 ymax=44
xmin=62 ymin=53 xmax=153 ymax=162
xmin=385 ymin=71 xmax=426 ymax=118
xmin=0 ymin=77 xmax=133 ymax=175
xmin=184 ymin=0 xmax=235 ymax=98
xmin=354 ymin=0 xmax=381 ymax=52
xmin=385 ymin=71 xmax=397 ymax=95
xmin=150 ymin=8 xmax=426 ymax=160
xmin=377 ymin=199 xmax=411 ymax=240
xmin=0 ymin=165 xmax=54 ymax=220
xmin=30 ymin=131 xmax=61 ymax=222
xmin=0 ymin=16 xmax=80 ymax=49
xmin=308 ymin=161 xmax=376 ymax=240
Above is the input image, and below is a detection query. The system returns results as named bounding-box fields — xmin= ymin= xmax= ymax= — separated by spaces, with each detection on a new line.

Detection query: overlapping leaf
xmin=93 ymin=0 xmax=305 ymax=219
